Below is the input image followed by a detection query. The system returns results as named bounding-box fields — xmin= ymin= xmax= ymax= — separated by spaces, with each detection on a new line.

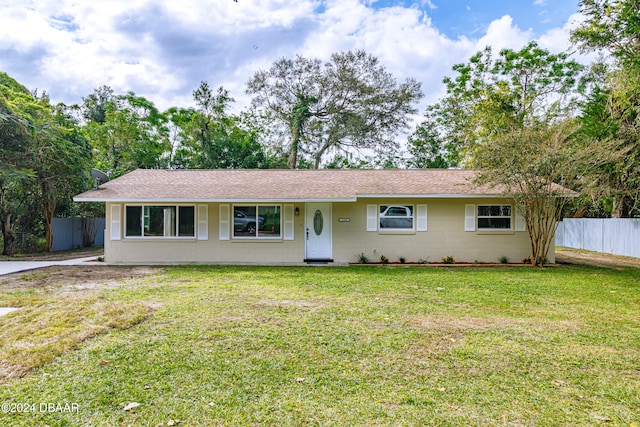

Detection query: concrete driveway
xmin=0 ymin=256 xmax=99 ymax=276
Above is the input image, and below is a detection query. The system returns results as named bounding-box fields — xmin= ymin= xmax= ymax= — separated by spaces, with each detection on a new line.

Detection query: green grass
xmin=1 ymin=265 xmax=639 ymax=426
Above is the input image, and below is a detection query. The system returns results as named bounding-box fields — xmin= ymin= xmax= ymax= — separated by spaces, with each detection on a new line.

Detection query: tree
xmin=571 ymin=0 xmax=640 ymax=68
xmin=0 ymin=168 xmax=34 ymax=256
xmin=0 ymin=73 xmax=37 ymax=255
xmin=31 ymin=98 xmax=91 ymax=252
xmin=415 ymin=42 xmax=618 ymax=266
xmin=82 ymin=89 xmax=170 ymax=177
xmin=81 ymin=85 xmax=116 ymax=124
xmin=411 ymin=42 xmax=585 ymax=167
xmin=576 ymin=65 xmax=640 ymax=217
xmin=406 ymin=115 xmax=451 ymax=168
xmin=171 ymin=82 xmax=274 ymax=169
xmin=473 ymin=120 xmax=621 ymax=266
xmin=571 ymin=0 xmax=640 ymax=217
xmin=1 ymin=74 xmax=90 ymax=253
xmin=247 ymin=50 xmax=423 ymax=168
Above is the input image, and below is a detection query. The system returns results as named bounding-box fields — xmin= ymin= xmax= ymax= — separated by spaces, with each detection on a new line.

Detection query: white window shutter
xmin=219 ymin=204 xmax=230 ymax=240
xmin=515 ymin=209 xmax=526 ymax=232
xmin=283 ymin=204 xmax=294 ymax=240
xmin=416 ymin=204 xmax=428 ymax=231
xmin=366 ymin=204 xmax=377 ymax=231
xmin=464 ymin=204 xmax=476 ymax=232
xmin=198 ymin=204 xmax=208 ymax=240
xmin=110 ymin=204 xmax=121 ymax=240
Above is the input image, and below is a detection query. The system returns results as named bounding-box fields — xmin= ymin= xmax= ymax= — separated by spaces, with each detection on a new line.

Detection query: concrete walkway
xmin=0 ymin=256 xmax=100 ymax=276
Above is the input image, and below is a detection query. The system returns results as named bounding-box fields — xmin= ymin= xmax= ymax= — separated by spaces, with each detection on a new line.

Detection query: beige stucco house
xmin=74 ymin=169 xmax=549 ymax=264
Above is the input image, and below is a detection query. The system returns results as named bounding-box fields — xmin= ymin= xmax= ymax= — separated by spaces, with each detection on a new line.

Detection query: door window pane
xmin=313 ymin=209 xmax=323 ymax=235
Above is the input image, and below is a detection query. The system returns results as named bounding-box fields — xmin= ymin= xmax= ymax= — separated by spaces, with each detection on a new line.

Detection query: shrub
xmin=442 ymin=255 xmax=455 ymax=264
xmin=399 ymin=256 xmax=406 ymax=264
xmin=380 ymin=255 xmax=389 ymax=264
xmin=499 ymin=255 xmax=509 ymax=264
xmin=418 ymin=257 xmax=430 ymax=264
xmin=357 ymin=252 xmax=369 ymax=264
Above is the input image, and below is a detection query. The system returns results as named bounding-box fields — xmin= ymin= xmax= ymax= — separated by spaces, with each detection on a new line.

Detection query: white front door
xmin=305 ymin=203 xmax=332 ymax=261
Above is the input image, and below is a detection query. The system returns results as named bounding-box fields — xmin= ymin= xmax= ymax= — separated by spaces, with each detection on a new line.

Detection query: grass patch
xmin=0 ymin=267 xmax=156 ymax=380
xmin=0 ymin=265 xmax=639 ymax=426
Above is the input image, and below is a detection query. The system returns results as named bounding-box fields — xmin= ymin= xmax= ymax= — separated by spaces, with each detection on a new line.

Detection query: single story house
xmin=74 ymin=169 xmax=551 ymax=265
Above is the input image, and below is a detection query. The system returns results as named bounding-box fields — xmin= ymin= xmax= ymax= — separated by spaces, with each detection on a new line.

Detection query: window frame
xmin=124 ymin=204 xmax=196 ymax=239
xmin=378 ymin=204 xmax=415 ymax=232
xmin=476 ymin=204 xmax=513 ymax=231
xmin=232 ymin=204 xmax=282 ymax=240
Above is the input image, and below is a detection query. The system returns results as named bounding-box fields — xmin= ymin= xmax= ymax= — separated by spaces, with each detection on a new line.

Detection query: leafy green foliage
xmin=571 ymin=0 xmax=640 ymax=217
xmin=412 ymin=42 xmax=621 ymax=266
xmin=247 ymin=50 xmax=423 ymax=168
xmin=81 ymin=90 xmax=170 ymax=177
xmin=406 ymin=116 xmax=451 ymax=168
xmin=411 ymin=42 xmax=586 ymax=168
xmin=571 ymin=0 xmax=640 ymax=68
xmin=0 ymin=74 xmax=89 ymax=253
xmin=170 ymin=82 xmax=274 ymax=169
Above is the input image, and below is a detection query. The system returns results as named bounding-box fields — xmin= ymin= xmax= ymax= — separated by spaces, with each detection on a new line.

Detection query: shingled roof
xmin=74 ymin=169 xmax=511 ymax=202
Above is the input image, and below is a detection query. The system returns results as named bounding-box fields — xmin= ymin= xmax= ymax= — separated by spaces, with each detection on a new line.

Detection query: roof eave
xmin=356 ymin=193 xmax=512 ymax=199
xmin=73 ymin=194 xmax=518 ymax=203
xmin=73 ymin=197 xmax=358 ymax=203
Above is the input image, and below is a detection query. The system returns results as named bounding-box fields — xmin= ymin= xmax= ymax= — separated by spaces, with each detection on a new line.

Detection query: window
xmin=477 ymin=205 xmax=512 ymax=230
xmin=233 ymin=205 xmax=281 ymax=238
xmin=125 ymin=205 xmax=195 ymax=237
xmin=379 ymin=205 xmax=414 ymax=230
xmin=179 ymin=206 xmax=195 ymax=237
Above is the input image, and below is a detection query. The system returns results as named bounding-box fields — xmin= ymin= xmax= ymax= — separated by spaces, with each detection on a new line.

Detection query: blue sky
xmin=420 ymin=0 xmax=579 ymax=38
xmin=0 ymin=0 xmax=583 ymax=112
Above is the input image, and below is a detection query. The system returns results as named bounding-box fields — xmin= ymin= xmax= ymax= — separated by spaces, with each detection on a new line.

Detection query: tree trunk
xmin=41 ymin=179 xmax=57 ymax=252
xmin=82 ymin=217 xmax=96 ymax=247
xmin=612 ymin=195 xmax=630 ymax=218
xmin=1 ymin=213 xmax=16 ymax=256
xmin=288 ymin=125 xmax=301 ymax=169
xmin=44 ymin=202 xmax=55 ymax=252
xmin=45 ymin=214 xmax=54 ymax=252
xmin=523 ymin=197 xmax=561 ymax=268
xmin=314 ymin=138 xmax=336 ymax=169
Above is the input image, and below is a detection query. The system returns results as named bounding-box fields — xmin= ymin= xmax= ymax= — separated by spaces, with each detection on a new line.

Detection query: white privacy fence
xmin=556 ymin=218 xmax=640 ymax=258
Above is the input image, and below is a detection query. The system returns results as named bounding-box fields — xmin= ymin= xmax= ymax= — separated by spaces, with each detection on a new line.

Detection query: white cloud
xmin=299 ymin=1 xmax=477 ymax=107
xmin=475 ymin=15 xmax=533 ymax=53
xmin=0 ymin=0 xmax=586 ymax=115
xmin=422 ymin=0 xmax=437 ymax=10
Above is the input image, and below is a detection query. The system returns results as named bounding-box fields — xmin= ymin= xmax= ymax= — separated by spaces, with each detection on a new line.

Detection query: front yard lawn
xmin=1 ymin=265 xmax=639 ymax=426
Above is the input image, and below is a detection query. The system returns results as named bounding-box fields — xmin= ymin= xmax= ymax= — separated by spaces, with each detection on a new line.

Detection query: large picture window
xmin=477 ymin=205 xmax=512 ymax=230
xmin=233 ymin=205 xmax=281 ymax=238
xmin=125 ymin=205 xmax=195 ymax=237
xmin=379 ymin=205 xmax=414 ymax=230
